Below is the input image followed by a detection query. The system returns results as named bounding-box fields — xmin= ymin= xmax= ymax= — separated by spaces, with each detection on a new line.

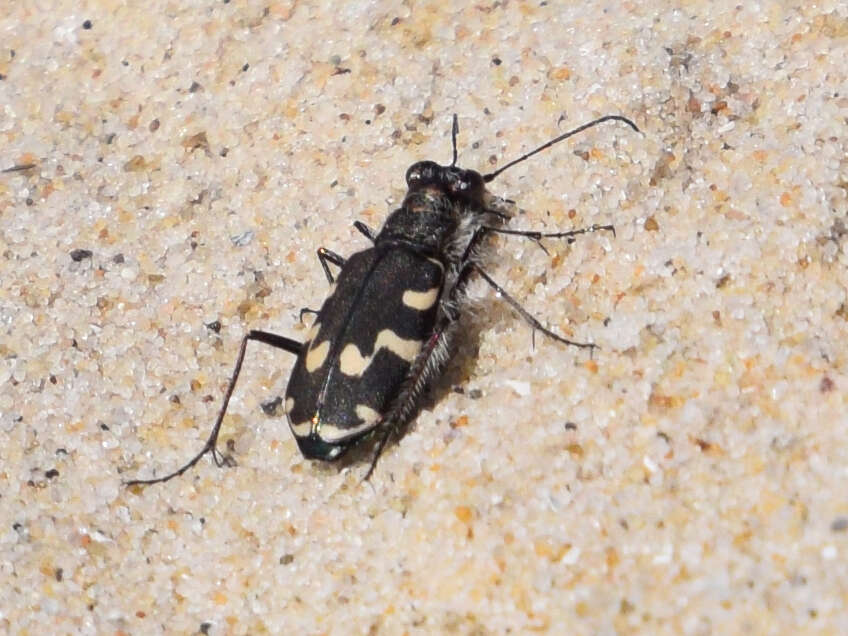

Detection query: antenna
xmin=450 ymin=113 xmax=459 ymax=167
xmin=483 ymin=115 xmax=639 ymax=183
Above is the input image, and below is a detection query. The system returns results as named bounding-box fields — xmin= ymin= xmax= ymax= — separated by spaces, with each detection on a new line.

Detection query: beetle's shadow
xmin=329 ymin=301 xmax=507 ymax=477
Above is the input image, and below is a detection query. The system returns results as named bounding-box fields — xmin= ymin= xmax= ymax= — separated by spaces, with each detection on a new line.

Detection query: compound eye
xmin=406 ymin=161 xmax=432 ymax=186
xmin=406 ymin=165 xmax=422 ymax=185
xmin=406 ymin=161 xmax=441 ymax=187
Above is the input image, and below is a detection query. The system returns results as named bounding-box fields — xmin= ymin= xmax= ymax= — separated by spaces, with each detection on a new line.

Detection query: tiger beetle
xmin=125 ymin=113 xmax=639 ymax=486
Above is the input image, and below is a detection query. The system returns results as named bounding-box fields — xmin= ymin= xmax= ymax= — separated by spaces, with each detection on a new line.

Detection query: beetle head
xmin=405 ymin=161 xmax=486 ymax=206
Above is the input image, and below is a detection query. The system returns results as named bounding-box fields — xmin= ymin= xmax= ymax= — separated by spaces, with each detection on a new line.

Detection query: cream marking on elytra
xmin=285 ymin=398 xmax=310 ymax=435
xmin=339 ymin=343 xmax=369 ymax=376
xmin=402 ymin=287 xmax=440 ymax=311
xmin=355 ymin=404 xmax=381 ymax=425
xmin=338 ymin=329 xmax=423 ymax=377
xmin=376 ymin=329 xmax=423 ymax=363
xmin=318 ymin=418 xmax=375 ymax=442
xmin=305 ymin=340 xmax=330 ymax=372
xmin=289 ymin=418 xmax=312 ymax=437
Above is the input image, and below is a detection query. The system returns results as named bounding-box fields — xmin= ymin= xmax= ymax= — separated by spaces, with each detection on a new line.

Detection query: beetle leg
xmin=484 ymin=208 xmax=512 ymax=222
xmin=125 ymin=330 xmax=302 ymax=486
xmin=316 ymin=247 xmax=346 ymax=284
xmin=298 ymin=307 xmax=319 ymax=324
xmin=483 ymin=222 xmax=615 ymax=244
xmin=315 ymin=224 xmax=374 ymax=286
xmin=482 ymin=222 xmax=614 ymax=257
xmin=353 ymin=220 xmax=378 ymax=243
xmin=363 ymin=430 xmax=392 ymax=482
xmin=362 ymin=314 xmax=457 ymax=482
xmin=474 ymin=265 xmax=597 ymax=351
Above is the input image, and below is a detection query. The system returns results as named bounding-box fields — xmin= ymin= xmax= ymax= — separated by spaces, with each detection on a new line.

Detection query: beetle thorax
xmin=374 ymin=161 xmax=492 ymax=253
xmin=375 ymin=196 xmax=459 ymax=252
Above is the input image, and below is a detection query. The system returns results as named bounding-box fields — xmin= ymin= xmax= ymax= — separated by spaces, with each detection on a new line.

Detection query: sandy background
xmin=2 ymin=0 xmax=847 ymax=634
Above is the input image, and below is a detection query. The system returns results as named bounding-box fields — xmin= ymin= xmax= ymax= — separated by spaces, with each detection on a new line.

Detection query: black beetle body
xmin=125 ymin=115 xmax=638 ymax=486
